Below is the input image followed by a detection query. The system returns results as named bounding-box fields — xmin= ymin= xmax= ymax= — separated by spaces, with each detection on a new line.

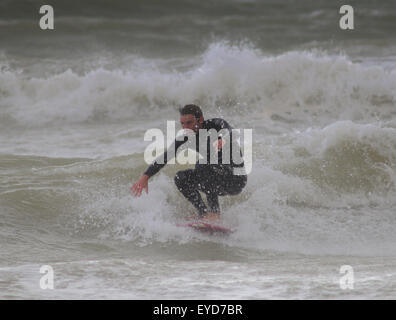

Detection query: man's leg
xmin=174 ymin=167 xmax=224 ymax=217
xmin=174 ymin=169 xmax=208 ymax=216
xmin=206 ymin=192 xmax=220 ymax=214
xmin=204 ymin=171 xmax=247 ymax=215
xmin=174 ymin=167 xmax=247 ymax=218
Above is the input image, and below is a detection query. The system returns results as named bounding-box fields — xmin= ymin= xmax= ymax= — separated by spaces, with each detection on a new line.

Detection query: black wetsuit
xmin=144 ymin=118 xmax=247 ymax=216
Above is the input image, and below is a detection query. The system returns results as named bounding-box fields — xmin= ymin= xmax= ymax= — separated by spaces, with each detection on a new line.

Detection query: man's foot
xmin=185 ymin=215 xmax=199 ymax=221
xmin=202 ymin=212 xmax=221 ymax=223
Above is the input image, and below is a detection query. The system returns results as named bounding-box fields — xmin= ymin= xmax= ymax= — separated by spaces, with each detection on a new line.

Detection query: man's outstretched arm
xmin=130 ymin=145 xmax=171 ymax=197
xmin=130 ymin=137 xmax=187 ymax=197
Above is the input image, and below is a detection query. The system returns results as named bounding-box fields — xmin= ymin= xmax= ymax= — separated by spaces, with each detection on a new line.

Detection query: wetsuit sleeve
xmin=210 ymin=118 xmax=245 ymax=171
xmin=211 ymin=118 xmax=232 ymax=131
xmin=211 ymin=118 xmax=233 ymax=145
xmin=143 ymin=137 xmax=187 ymax=177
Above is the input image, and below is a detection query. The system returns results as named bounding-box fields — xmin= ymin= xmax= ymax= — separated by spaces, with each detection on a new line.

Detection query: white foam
xmin=1 ymin=43 xmax=395 ymax=127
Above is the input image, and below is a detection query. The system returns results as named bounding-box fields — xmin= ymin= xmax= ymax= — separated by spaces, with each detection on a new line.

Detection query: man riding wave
xmin=131 ymin=104 xmax=247 ymax=221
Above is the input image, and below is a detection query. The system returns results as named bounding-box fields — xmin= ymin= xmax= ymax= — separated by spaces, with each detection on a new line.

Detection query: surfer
xmin=131 ymin=104 xmax=247 ymax=221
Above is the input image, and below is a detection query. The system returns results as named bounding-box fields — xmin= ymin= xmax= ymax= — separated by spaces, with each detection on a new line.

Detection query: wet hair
xmin=179 ymin=104 xmax=203 ymax=119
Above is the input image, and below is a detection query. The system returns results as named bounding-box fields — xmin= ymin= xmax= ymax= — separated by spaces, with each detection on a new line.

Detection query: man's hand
xmin=213 ymin=138 xmax=226 ymax=151
xmin=130 ymin=174 xmax=149 ymax=197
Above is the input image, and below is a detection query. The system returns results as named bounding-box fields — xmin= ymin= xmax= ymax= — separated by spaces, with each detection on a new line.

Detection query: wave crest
xmin=1 ymin=43 xmax=396 ymax=127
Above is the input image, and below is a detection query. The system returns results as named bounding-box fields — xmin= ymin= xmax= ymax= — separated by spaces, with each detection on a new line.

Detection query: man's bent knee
xmin=226 ymin=176 xmax=247 ymax=195
xmin=174 ymin=170 xmax=189 ymax=189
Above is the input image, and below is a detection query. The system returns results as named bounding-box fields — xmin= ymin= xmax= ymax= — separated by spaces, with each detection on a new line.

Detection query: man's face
xmin=180 ymin=114 xmax=203 ymax=133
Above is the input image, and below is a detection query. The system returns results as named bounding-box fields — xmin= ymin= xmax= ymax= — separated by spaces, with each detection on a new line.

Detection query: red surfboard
xmin=177 ymin=221 xmax=234 ymax=235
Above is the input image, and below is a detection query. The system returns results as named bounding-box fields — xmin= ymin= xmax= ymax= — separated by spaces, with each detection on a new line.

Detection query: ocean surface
xmin=1 ymin=0 xmax=396 ymax=299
